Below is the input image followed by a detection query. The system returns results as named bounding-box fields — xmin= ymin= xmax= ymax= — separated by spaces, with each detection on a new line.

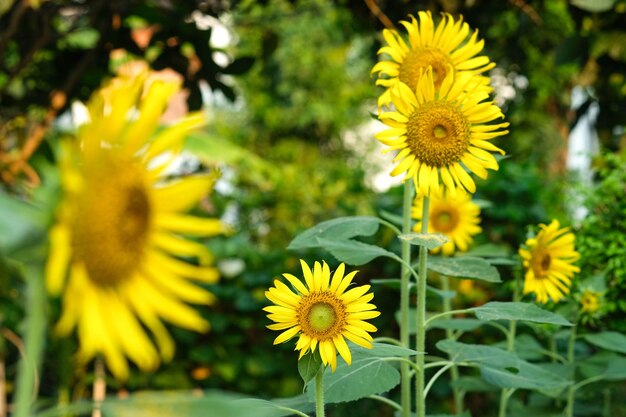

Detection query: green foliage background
xmin=1 ymin=0 xmax=626 ymax=415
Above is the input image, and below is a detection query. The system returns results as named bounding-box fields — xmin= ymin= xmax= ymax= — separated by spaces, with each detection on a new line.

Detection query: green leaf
xmin=101 ymin=390 xmax=263 ymax=417
xmin=298 ymin=350 xmax=322 ymax=386
xmin=428 ymin=318 xmax=484 ymax=332
xmin=308 ymin=343 xmax=413 ymax=403
xmin=288 ymin=217 xmax=382 ymax=251
xmin=571 ymin=0 xmax=616 ymax=12
xmin=470 ymin=302 xmax=572 ymax=326
xmin=0 ymin=191 xmax=47 ymax=256
xmin=579 ymin=352 xmax=626 ymax=381
xmin=437 ymin=341 xmax=569 ymax=392
xmin=370 ymin=279 xmax=456 ymax=299
xmin=462 ymin=243 xmax=510 ymax=258
xmin=479 ymin=362 xmax=569 ymax=393
xmin=185 ymin=132 xmax=269 ymax=172
xmin=398 ymin=233 xmax=449 ymax=249
xmin=234 ymin=395 xmax=314 ymax=417
xmin=584 ymin=331 xmax=626 ymax=354
xmin=427 ymin=256 xmax=501 ymax=282
xmin=65 ymin=28 xmax=100 ymax=49
xmin=451 ymin=376 xmax=499 ymax=392
xmin=364 ymin=342 xmax=419 ymax=358
xmin=316 ymin=238 xmax=398 ymax=266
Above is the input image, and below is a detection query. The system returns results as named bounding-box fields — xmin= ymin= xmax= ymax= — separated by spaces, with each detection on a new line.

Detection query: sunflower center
xmin=431 ymin=208 xmax=459 ymax=233
xmin=72 ymin=161 xmax=152 ymax=287
xmin=298 ymin=291 xmax=346 ymax=340
xmin=530 ymin=250 xmax=551 ymax=279
xmin=308 ymin=303 xmax=336 ymax=333
xmin=540 ymin=254 xmax=551 ymax=271
xmin=406 ymin=101 xmax=470 ymax=168
xmin=399 ymin=47 xmax=451 ymax=89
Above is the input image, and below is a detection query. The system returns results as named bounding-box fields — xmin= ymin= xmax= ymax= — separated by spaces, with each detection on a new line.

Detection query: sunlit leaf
xmin=316 ymin=238 xmax=399 ymax=266
xmin=398 ymin=233 xmax=448 ymax=249
xmin=288 ymin=217 xmax=381 ymax=251
xmin=427 ymin=256 xmax=501 ymax=282
xmin=470 ymin=302 xmax=572 ymax=326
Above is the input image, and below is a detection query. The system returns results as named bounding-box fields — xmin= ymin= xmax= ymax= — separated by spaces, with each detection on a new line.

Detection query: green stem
xmin=13 ymin=264 xmax=47 ymax=417
xmin=415 ymin=196 xmax=430 ymax=417
xmin=315 ymin=368 xmax=325 ymax=417
xmin=276 ymin=407 xmax=311 ymax=417
xmin=565 ymin=324 xmax=578 ymax=417
xmin=441 ymin=276 xmax=463 ymax=414
xmin=498 ymin=270 xmax=521 ymax=417
xmin=400 ymin=181 xmax=413 ymax=417
xmin=368 ymin=395 xmax=403 ymax=412
xmin=424 ymin=308 xmax=473 ymax=328
xmin=373 ymin=336 xmax=403 ymax=346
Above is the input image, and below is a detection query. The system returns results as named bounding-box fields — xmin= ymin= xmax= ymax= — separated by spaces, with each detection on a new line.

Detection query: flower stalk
xmin=315 ymin=368 xmax=325 ymax=417
xmin=415 ymin=196 xmax=430 ymax=417
xmin=440 ymin=275 xmax=463 ymax=413
xmin=498 ymin=269 xmax=521 ymax=417
xmin=400 ymin=181 xmax=413 ymax=417
xmin=565 ymin=323 xmax=578 ymax=417
xmin=13 ymin=265 xmax=46 ymax=417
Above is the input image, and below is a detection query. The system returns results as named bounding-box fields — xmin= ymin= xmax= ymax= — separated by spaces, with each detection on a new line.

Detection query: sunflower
xmin=519 ymin=220 xmax=580 ymax=304
xmin=376 ymin=67 xmax=508 ymax=197
xmin=412 ymin=189 xmax=481 ymax=255
xmin=579 ymin=289 xmax=602 ymax=314
xmin=45 ymin=70 xmax=226 ymax=379
xmin=372 ymin=11 xmax=494 ymax=107
xmin=264 ymin=260 xmax=380 ymax=371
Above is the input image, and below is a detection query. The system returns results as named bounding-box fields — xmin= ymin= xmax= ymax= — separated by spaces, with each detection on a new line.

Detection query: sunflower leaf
xmin=437 ymin=341 xmax=570 ymax=394
xmin=427 ymin=256 xmax=501 ymax=282
xmin=398 ymin=233 xmax=449 ymax=249
xmin=316 ymin=238 xmax=400 ymax=266
xmin=100 ymin=390 xmax=276 ymax=417
xmin=307 ymin=345 xmax=401 ymax=403
xmin=583 ymin=332 xmax=626 ymax=354
xmin=287 ymin=217 xmax=382 ymax=251
xmin=298 ymin=350 xmax=323 ymax=387
xmin=470 ymin=302 xmax=573 ymax=326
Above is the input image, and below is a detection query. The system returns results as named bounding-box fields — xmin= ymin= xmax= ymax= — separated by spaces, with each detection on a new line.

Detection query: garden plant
xmin=0 ymin=1 xmax=625 ymax=417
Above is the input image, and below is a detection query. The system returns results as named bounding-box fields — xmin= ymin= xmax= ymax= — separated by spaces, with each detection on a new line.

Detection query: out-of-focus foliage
xmin=577 ymin=153 xmax=626 ymax=331
xmin=232 ymin=0 xmax=374 ymax=142
xmin=0 ymin=0 xmax=251 ymax=187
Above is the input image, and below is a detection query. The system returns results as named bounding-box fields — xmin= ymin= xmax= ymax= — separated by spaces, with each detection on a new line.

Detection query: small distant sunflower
xmin=376 ymin=68 xmax=508 ymax=196
xmin=579 ymin=289 xmax=602 ymax=314
xmin=264 ymin=260 xmax=380 ymax=371
xmin=519 ymin=220 xmax=580 ymax=304
xmin=412 ymin=189 xmax=482 ymax=255
xmin=46 ymin=69 xmax=226 ymax=379
xmin=372 ymin=11 xmax=494 ymax=107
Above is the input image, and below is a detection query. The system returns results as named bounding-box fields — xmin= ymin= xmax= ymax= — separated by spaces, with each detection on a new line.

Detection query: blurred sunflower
xmin=579 ymin=289 xmax=602 ymax=314
xmin=372 ymin=11 xmax=494 ymax=107
xmin=376 ymin=68 xmax=508 ymax=196
xmin=412 ymin=189 xmax=481 ymax=255
xmin=264 ymin=260 xmax=380 ymax=371
xmin=46 ymin=69 xmax=226 ymax=379
xmin=519 ymin=220 xmax=580 ymax=304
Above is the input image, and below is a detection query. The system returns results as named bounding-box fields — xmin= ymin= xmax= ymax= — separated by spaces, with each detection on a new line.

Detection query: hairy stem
xmin=565 ymin=324 xmax=577 ymax=417
xmin=441 ymin=275 xmax=463 ymax=413
xmin=415 ymin=196 xmax=430 ymax=417
xmin=400 ymin=181 xmax=413 ymax=417
xmin=315 ymin=368 xmax=325 ymax=417
xmin=13 ymin=265 xmax=46 ymax=417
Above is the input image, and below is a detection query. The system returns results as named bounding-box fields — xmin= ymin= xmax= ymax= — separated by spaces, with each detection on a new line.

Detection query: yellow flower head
xmin=412 ymin=189 xmax=482 ymax=255
xmin=519 ymin=220 xmax=581 ymax=304
xmin=264 ymin=260 xmax=380 ymax=371
xmin=579 ymin=289 xmax=602 ymax=314
xmin=372 ymin=11 xmax=494 ymax=107
xmin=46 ymin=69 xmax=227 ymax=380
xmin=376 ymin=68 xmax=508 ymax=197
